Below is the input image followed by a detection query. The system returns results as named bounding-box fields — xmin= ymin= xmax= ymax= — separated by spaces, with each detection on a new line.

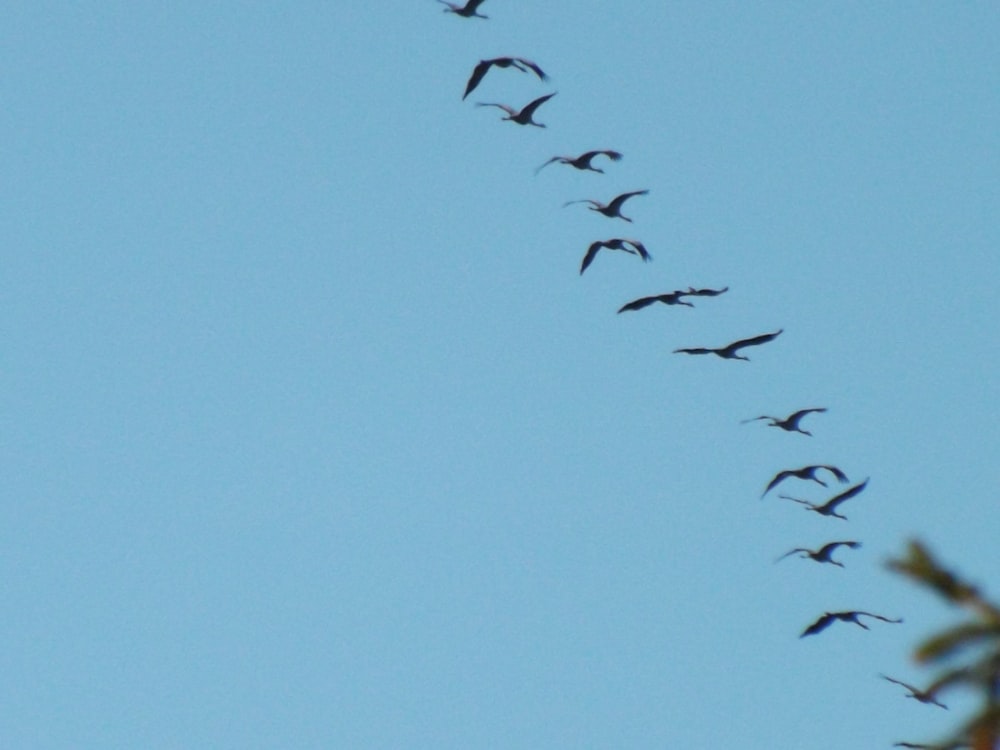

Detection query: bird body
xmin=438 ymin=0 xmax=488 ymax=19
xmin=580 ymin=238 xmax=650 ymax=275
xmin=742 ymin=407 xmax=827 ymax=436
xmin=761 ymin=464 xmax=849 ymax=497
xmin=800 ymin=610 xmax=902 ymax=637
xmin=563 ymin=189 xmax=649 ymax=222
xmin=618 ymin=291 xmax=693 ymax=313
xmin=673 ymin=329 xmax=783 ymax=361
xmin=463 ymin=57 xmax=547 ymax=99
xmin=776 ymin=540 xmax=860 ymax=567
xmin=477 ymin=92 xmax=556 ymax=127
xmin=536 ymin=149 xmax=622 ymax=174
xmin=780 ymin=478 xmax=869 ymax=520
xmin=880 ymin=674 xmax=949 ymax=709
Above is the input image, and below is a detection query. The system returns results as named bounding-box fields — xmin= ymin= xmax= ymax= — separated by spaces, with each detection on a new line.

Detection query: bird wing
xmin=514 ymin=58 xmax=548 ymax=80
xmin=881 ymin=674 xmax=919 ymax=692
xmin=623 ymin=239 xmax=651 ymax=261
xmin=519 ymin=91 xmax=556 ymax=118
xmin=775 ymin=548 xmax=807 ymax=562
xmin=475 ymin=101 xmax=516 ymax=116
xmin=800 ymin=613 xmax=837 ymax=637
xmin=740 ymin=415 xmax=773 ymax=424
xmin=579 ymin=149 xmax=623 ymax=166
xmin=820 ymin=478 xmax=869 ymax=511
xmin=686 ymin=286 xmax=729 ymax=297
xmin=617 ymin=295 xmax=659 ymax=313
xmin=819 ymin=540 xmax=860 ymax=557
xmin=607 ymin=189 xmax=649 ymax=212
xmin=580 ymin=242 xmax=605 ymax=275
xmin=726 ymin=329 xmax=783 ymax=354
xmin=778 ymin=494 xmax=812 ymax=508
xmin=673 ymin=347 xmax=713 ymax=355
xmin=857 ymin=611 xmax=902 ymax=624
xmin=463 ymin=60 xmax=494 ymax=99
xmin=820 ymin=465 xmax=849 ymax=483
xmin=562 ymin=198 xmax=598 ymax=208
xmin=762 ymin=470 xmax=792 ymax=497
xmin=789 ymin=407 xmax=826 ymax=424
xmin=534 ymin=156 xmax=564 ymax=174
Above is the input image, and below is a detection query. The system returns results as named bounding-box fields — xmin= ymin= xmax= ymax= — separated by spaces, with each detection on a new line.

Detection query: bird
xmin=563 ymin=189 xmax=649 ymax=222
xmin=580 ymin=238 xmax=650 ymax=275
xmin=776 ymin=541 xmax=861 ymax=567
xmin=780 ymin=478 xmax=869 ymax=520
xmin=683 ymin=286 xmax=729 ymax=297
xmin=880 ymin=674 xmax=949 ymax=709
xmin=742 ymin=407 xmax=827 ymax=436
xmin=673 ymin=329 xmax=783 ymax=361
xmin=476 ymin=92 xmax=556 ymax=127
xmin=536 ymin=149 xmax=623 ymax=175
xmin=463 ymin=57 xmax=547 ymax=100
xmin=800 ymin=610 xmax=902 ymax=637
xmin=437 ymin=0 xmax=488 ymax=19
xmin=893 ymin=742 xmax=968 ymax=749
xmin=618 ymin=291 xmax=693 ymax=313
xmin=761 ymin=464 xmax=849 ymax=497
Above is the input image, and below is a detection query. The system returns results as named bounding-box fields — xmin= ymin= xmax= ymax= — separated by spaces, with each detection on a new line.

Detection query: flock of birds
xmin=436 ymin=1 xmax=952 ymax=746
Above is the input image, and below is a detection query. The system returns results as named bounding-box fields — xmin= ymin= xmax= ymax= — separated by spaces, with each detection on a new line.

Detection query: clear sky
xmin=2 ymin=2 xmax=999 ymax=748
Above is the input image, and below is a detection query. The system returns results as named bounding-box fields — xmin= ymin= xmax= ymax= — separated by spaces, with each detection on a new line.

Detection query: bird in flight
xmin=476 ymin=92 xmax=556 ymax=127
xmin=617 ymin=291 xmax=693 ymax=313
xmin=776 ymin=540 xmax=860 ymax=567
xmin=893 ymin=742 xmax=968 ymax=749
xmin=536 ymin=149 xmax=623 ymax=175
xmin=563 ymin=189 xmax=649 ymax=222
xmin=580 ymin=238 xmax=650 ymax=275
xmin=800 ymin=610 xmax=902 ymax=637
xmin=780 ymin=478 xmax=870 ymax=520
xmin=683 ymin=286 xmax=729 ymax=297
xmin=880 ymin=674 xmax=949 ymax=710
xmin=673 ymin=329 xmax=783 ymax=361
xmin=742 ymin=407 xmax=827 ymax=436
xmin=761 ymin=464 xmax=849 ymax=497
xmin=463 ymin=57 xmax=547 ymax=99
xmin=438 ymin=0 xmax=488 ymax=19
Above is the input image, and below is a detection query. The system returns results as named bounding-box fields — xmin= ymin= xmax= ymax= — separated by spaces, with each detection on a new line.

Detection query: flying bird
xmin=800 ymin=610 xmax=902 ymax=637
xmin=894 ymin=742 xmax=969 ymax=749
xmin=673 ymin=329 xmax=783 ymax=361
xmin=776 ymin=541 xmax=861 ymax=567
xmin=437 ymin=0 xmax=488 ymax=19
xmin=780 ymin=478 xmax=870 ymax=520
xmin=476 ymin=92 xmax=556 ymax=127
xmin=617 ymin=291 xmax=693 ymax=313
xmin=563 ymin=189 xmax=649 ymax=222
xmin=463 ymin=57 xmax=547 ymax=100
xmin=536 ymin=149 xmax=623 ymax=175
xmin=880 ymin=674 xmax=949 ymax=710
xmin=742 ymin=407 xmax=827 ymax=436
xmin=580 ymin=238 xmax=650 ymax=275
xmin=761 ymin=464 xmax=849 ymax=497
xmin=683 ymin=286 xmax=729 ymax=297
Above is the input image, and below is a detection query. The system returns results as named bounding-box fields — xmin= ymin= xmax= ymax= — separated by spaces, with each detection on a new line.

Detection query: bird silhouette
xmin=580 ymin=238 xmax=650 ymax=275
xmin=880 ymin=674 xmax=949 ymax=709
xmin=761 ymin=464 xmax=849 ymax=497
xmin=563 ymin=189 xmax=649 ymax=222
xmin=742 ymin=407 xmax=827 ymax=436
xmin=780 ymin=478 xmax=869 ymax=520
xmin=673 ymin=329 xmax=783 ymax=361
xmin=438 ymin=0 xmax=488 ymax=19
xmin=476 ymin=92 xmax=556 ymax=127
xmin=800 ymin=610 xmax=902 ymax=637
xmin=536 ymin=149 xmax=622 ymax=175
xmin=617 ymin=291 xmax=693 ymax=313
xmin=893 ymin=742 xmax=968 ymax=749
xmin=776 ymin=541 xmax=861 ymax=567
xmin=683 ymin=286 xmax=729 ymax=297
xmin=463 ymin=57 xmax=547 ymax=99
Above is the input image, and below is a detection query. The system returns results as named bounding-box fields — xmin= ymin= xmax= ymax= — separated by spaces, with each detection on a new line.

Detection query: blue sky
xmin=2 ymin=2 xmax=999 ymax=748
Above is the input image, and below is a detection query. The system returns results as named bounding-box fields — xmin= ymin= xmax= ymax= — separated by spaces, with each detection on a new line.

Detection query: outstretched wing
xmin=623 ymin=239 xmax=651 ymax=261
xmin=607 ymin=189 xmax=649 ymax=213
xmin=519 ymin=91 xmax=556 ymax=118
xmin=788 ymin=407 xmax=826 ymax=426
xmin=686 ymin=286 xmax=729 ymax=297
xmin=819 ymin=465 xmax=849 ymax=484
xmin=762 ymin=470 xmax=793 ymax=497
xmin=727 ymin=329 xmax=783 ymax=353
xmin=673 ymin=347 xmax=713 ymax=355
xmin=617 ymin=295 xmax=660 ymax=313
xmin=580 ymin=241 xmax=605 ymax=275
xmin=513 ymin=57 xmax=548 ymax=80
xmin=800 ymin=613 xmax=837 ymax=637
xmin=534 ymin=156 xmax=564 ymax=174
xmin=475 ymin=101 xmax=516 ymax=116
xmin=820 ymin=478 xmax=869 ymax=512
xmin=463 ymin=59 xmax=494 ymax=99
xmin=775 ymin=548 xmax=807 ymax=563
xmin=818 ymin=540 xmax=861 ymax=557
xmin=740 ymin=415 xmax=774 ymax=425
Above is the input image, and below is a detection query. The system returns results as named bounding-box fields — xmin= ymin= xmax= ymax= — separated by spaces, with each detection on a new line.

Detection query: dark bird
xmin=880 ymin=674 xmax=949 ymax=710
xmin=477 ymin=92 xmax=556 ymax=127
xmin=580 ymin=238 xmax=650 ymax=275
xmin=438 ymin=0 xmax=488 ymax=19
xmin=618 ymin=291 xmax=693 ymax=313
xmin=683 ymin=286 xmax=729 ymax=297
xmin=673 ymin=329 xmax=783 ymax=361
xmin=776 ymin=541 xmax=861 ymax=567
xmin=536 ymin=149 xmax=623 ymax=175
xmin=742 ymin=407 xmax=827 ymax=436
xmin=894 ymin=742 xmax=968 ymax=749
xmin=563 ymin=189 xmax=649 ymax=222
xmin=800 ymin=610 xmax=902 ymax=637
xmin=463 ymin=57 xmax=547 ymax=100
xmin=761 ymin=464 xmax=849 ymax=497
xmin=780 ymin=478 xmax=869 ymax=520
